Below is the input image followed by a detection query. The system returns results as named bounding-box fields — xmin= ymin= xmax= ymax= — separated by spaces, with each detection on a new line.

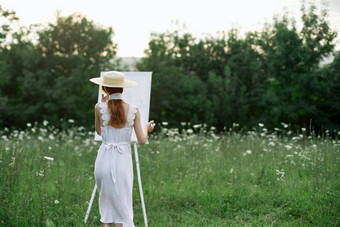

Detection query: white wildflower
xmin=211 ymin=133 xmax=219 ymax=140
xmin=281 ymin=122 xmax=288 ymax=128
xmin=26 ymin=123 xmax=32 ymax=127
xmin=161 ymin=122 xmax=168 ymax=126
xmin=268 ymin=141 xmax=275 ymax=147
xmin=44 ymin=156 xmax=54 ymax=161
xmin=258 ymin=123 xmax=264 ymax=127
xmin=54 ymin=200 xmax=60 ymax=204
xmin=84 ymin=138 xmax=91 ymax=146
xmin=301 ymin=128 xmax=306 ymax=132
xmin=38 ymin=136 xmax=44 ymax=142
xmin=180 ymin=122 xmax=186 ymax=126
xmin=43 ymin=120 xmax=49 ymax=126
xmin=187 ymin=129 xmax=193 ymax=134
xmin=276 ymin=169 xmax=285 ymax=181
xmin=230 ymin=168 xmax=234 ymax=174
xmin=285 ymin=145 xmax=293 ymax=150
xmin=36 ymin=170 xmax=44 ymax=177
xmin=49 ymin=134 xmax=55 ymax=140
xmin=40 ymin=128 xmax=47 ymax=133
xmin=246 ymin=150 xmax=252 ymax=154
xmin=193 ymin=124 xmax=202 ymax=128
xmin=68 ymin=119 xmax=75 ymax=123
xmin=232 ymin=123 xmax=239 ymax=127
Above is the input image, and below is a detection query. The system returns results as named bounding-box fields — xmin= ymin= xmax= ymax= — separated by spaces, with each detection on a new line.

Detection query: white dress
xmin=94 ymin=102 xmax=137 ymax=226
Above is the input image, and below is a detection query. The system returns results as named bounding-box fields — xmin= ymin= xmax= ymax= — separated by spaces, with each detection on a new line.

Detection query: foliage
xmin=257 ymin=5 xmax=338 ymax=130
xmin=316 ymin=52 xmax=340 ymax=130
xmin=0 ymin=124 xmax=339 ymax=226
xmin=0 ymin=11 xmax=119 ymax=129
xmin=0 ymin=5 xmax=19 ymax=46
xmin=0 ymin=2 xmax=339 ymax=132
xmin=137 ymin=2 xmax=338 ymax=131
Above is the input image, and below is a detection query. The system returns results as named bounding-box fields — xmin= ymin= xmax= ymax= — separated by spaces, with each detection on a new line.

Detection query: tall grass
xmin=1 ymin=122 xmax=339 ymax=226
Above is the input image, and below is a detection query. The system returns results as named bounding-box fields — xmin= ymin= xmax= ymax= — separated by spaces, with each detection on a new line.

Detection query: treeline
xmin=0 ymin=2 xmax=339 ymax=132
xmin=137 ymin=3 xmax=340 ymax=131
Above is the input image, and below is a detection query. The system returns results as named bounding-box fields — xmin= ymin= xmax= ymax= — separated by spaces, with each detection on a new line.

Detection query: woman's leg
xmin=103 ymin=223 xmax=110 ymax=227
xmin=114 ymin=224 xmax=123 ymax=227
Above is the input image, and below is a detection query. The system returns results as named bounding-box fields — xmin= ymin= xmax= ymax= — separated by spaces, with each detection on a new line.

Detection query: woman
xmin=90 ymin=71 xmax=155 ymax=227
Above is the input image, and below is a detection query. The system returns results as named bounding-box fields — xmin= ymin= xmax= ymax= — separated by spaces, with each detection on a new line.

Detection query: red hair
xmin=102 ymin=86 xmax=126 ymax=128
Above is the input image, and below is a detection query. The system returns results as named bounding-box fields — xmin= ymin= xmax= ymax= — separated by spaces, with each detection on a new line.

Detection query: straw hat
xmin=89 ymin=71 xmax=137 ymax=88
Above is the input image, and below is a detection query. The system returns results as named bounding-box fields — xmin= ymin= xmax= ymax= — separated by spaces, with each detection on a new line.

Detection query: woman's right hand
xmin=146 ymin=120 xmax=155 ymax=132
xmin=101 ymin=94 xmax=108 ymax=103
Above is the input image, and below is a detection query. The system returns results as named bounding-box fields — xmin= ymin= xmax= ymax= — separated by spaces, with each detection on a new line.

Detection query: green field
xmin=1 ymin=122 xmax=339 ymax=226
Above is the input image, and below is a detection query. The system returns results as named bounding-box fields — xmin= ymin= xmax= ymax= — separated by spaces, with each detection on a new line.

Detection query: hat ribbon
xmin=109 ymin=93 xmax=123 ymax=100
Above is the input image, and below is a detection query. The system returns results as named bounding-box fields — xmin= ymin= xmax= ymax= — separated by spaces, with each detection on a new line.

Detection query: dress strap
xmin=128 ymin=104 xmax=137 ymax=127
xmin=99 ymin=102 xmax=110 ymax=126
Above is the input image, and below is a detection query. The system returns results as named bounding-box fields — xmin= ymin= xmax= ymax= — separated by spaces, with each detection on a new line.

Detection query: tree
xmin=256 ymin=2 xmax=337 ymax=129
xmin=316 ymin=52 xmax=340 ymax=131
xmin=0 ymin=12 xmax=119 ymax=128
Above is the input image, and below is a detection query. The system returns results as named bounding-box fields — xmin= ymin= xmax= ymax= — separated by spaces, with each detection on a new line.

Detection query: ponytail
xmin=102 ymin=86 xmax=126 ymax=128
xmin=108 ymin=99 xmax=126 ymax=128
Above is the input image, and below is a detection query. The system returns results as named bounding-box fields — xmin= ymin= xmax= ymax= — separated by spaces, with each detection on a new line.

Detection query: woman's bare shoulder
xmin=95 ymin=103 xmax=102 ymax=114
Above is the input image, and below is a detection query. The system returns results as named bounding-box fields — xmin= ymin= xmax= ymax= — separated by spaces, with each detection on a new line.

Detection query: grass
xmin=0 ymin=122 xmax=339 ymax=226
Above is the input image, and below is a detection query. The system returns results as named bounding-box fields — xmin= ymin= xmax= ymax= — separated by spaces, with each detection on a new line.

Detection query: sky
xmin=2 ymin=0 xmax=340 ymax=57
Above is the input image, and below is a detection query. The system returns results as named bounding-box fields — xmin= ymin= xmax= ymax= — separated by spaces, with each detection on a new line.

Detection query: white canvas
xmin=94 ymin=72 xmax=152 ymax=142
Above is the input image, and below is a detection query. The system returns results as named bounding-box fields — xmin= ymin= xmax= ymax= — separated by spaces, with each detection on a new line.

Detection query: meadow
xmin=1 ymin=121 xmax=339 ymax=226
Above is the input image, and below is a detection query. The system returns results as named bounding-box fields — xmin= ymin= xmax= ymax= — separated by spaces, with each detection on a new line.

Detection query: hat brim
xmin=89 ymin=77 xmax=137 ymax=88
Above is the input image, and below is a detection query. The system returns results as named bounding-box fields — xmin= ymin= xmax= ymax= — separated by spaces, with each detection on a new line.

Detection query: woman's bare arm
xmin=95 ymin=103 xmax=102 ymax=136
xmin=133 ymin=108 xmax=154 ymax=145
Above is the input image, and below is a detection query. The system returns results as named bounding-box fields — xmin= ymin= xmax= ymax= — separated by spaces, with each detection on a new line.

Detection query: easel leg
xmin=84 ymin=184 xmax=97 ymax=223
xmin=134 ymin=142 xmax=148 ymax=227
